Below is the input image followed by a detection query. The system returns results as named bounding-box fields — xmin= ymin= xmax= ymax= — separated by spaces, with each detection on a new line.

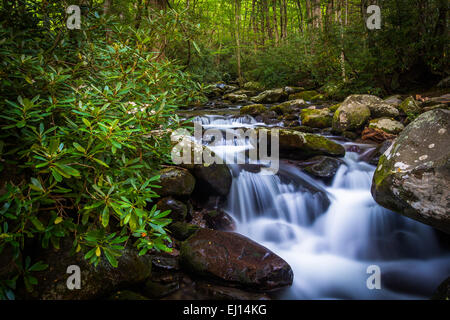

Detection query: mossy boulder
xmin=168 ymin=222 xmax=200 ymax=241
xmin=368 ymin=118 xmax=405 ymax=135
xmin=270 ymin=99 xmax=307 ymax=115
xmin=398 ymin=96 xmax=422 ymax=121
xmin=243 ymin=81 xmax=264 ymax=92
xmin=289 ymin=90 xmax=319 ymax=101
xmin=180 ymin=228 xmax=293 ymax=291
xmin=371 ymin=109 xmax=450 ymax=234
xmin=159 ymin=167 xmax=196 ymax=197
xmin=384 ymin=95 xmax=403 ymax=107
xmin=300 ymin=108 xmax=333 ymax=128
xmin=240 ymin=104 xmax=267 ymax=116
xmin=251 ymin=88 xmax=287 ymax=104
xmin=193 ymin=163 xmax=232 ymax=196
xmin=329 ymin=103 xmax=341 ymax=113
xmin=258 ymin=128 xmax=345 ymax=160
xmin=284 ymin=86 xmax=304 ymax=95
xmin=332 ymin=96 xmax=371 ymax=132
xmin=223 ymin=92 xmax=248 ymax=103
xmin=156 ymin=197 xmax=188 ymax=221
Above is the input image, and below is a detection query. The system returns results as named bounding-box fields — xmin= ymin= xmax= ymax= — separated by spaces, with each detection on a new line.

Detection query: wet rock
xmin=156 ymin=197 xmax=188 ymax=221
xmin=284 ymin=86 xmax=304 ymax=95
xmin=180 ymin=228 xmax=293 ymax=291
xmin=258 ymin=128 xmax=345 ymax=160
xmin=142 ymin=271 xmax=182 ymax=299
xmin=23 ymin=239 xmax=152 ymax=300
xmin=431 ymin=277 xmax=450 ymax=300
xmin=302 ymin=156 xmax=344 ymax=179
xmin=193 ymin=163 xmax=232 ymax=196
xmin=300 ymin=108 xmax=333 ymax=128
xmin=251 ymin=88 xmax=287 ymax=104
xmin=368 ymin=118 xmax=405 ymax=134
xmin=243 ymin=81 xmax=264 ymax=92
xmin=168 ymin=222 xmax=201 ymax=241
xmin=384 ymin=95 xmax=403 ymax=107
xmin=371 ymin=109 xmax=450 ymax=234
xmin=159 ymin=167 xmax=196 ymax=197
xmin=240 ymin=104 xmax=267 ymax=116
xmin=270 ymin=99 xmax=306 ymax=115
xmin=366 ymin=140 xmax=394 ymax=166
xmin=196 ymin=282 xmax=271 ymax=300
xmin=332 ymin=95 xmax=372 ymax=132
xmin=202 ymin=208 xmax=236 ymax=231
xmin=398 ymin=96 xmax=422 ymax=121
xmin=289 ymin=90 xmax=319 ymax=101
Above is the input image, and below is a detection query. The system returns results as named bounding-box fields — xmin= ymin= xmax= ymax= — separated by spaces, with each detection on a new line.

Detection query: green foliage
xmin=0 ymin=4 xmax=204 ymax=298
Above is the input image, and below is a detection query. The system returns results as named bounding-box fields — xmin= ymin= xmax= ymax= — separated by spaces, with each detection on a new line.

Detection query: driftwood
xmin=361 ymin=127 xmax=396 ymax=143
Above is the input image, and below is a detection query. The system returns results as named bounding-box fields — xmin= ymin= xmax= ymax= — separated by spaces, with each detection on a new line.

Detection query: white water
xmin=195 ymin=115 xmax=450 ymax=300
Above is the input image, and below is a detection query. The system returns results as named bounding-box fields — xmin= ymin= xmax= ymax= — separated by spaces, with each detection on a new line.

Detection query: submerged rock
xmin=371 ymin=109 xmax=450 ymax=234
xmin=159 ymin=167 xmax=196 ymax=197
xmin=300 ymin=108 xmax=333 ymax=128
xmin=180 ymin=228 xmax=293 ymax=291
xmin=368 ymin=118 xmax=405 ymax=134
xmin=251 ymin=88 xmax=287 ymax=104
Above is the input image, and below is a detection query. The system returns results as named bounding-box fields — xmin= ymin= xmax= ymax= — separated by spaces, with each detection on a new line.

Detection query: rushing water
xmin=194 ymin=114 xmax=450 ymax=300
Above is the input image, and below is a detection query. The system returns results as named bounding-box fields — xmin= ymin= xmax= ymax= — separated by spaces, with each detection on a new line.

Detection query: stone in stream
xmin=398 ymin=96 xmax=422 ymax=121
xmin=180 ymin=228 xmax=294 ymax=291
xmin=159 ymin=166 xmax=196 ymax=197
xmin=288 ymin=90 xmax=319 ymax=101
xmin=384 ymin=95 xmax=403 ymax=107
xmin=332 ymin=96 xmax=372 ymax=132
xmin=251 ymin=88 xmax=287 ymax=104
xmin=243 ymin=81 xmax=264 ymax=92
xmin=240 ymin=104 xmax=267 ymax=116
xmin=258 ymin=128 xmax=345 ymax=160
xmin=300 ymin=108 xmax=333 ymax=128
xmin=270 ymin=99 xmax=307 ymax=115
xmin=371 ymin=109 xmax=450 ymax=234
xmin=368 ymin=118 xmax=405 ymax=135
xmin=193 ymin=163 xmax=232 ymax=196
xmin=223 ymin=92 xmax=248 ymax=103
xmin=201 ymin=208 xmax=236 ymax=231
xmin=156 ymin=197 xmax=188 ymax=221
xmin=302 ymin=156 xmax=344 ymax=179
xmin=21 ymin=239 xmax=152 ymax=300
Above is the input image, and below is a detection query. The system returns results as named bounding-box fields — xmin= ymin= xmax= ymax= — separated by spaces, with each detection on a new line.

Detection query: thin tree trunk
xmin=235 ymin=0 xmax=243 ymax=83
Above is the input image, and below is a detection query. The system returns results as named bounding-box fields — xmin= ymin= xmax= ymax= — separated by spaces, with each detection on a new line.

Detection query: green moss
xmin=300 ymin=108 xmax=332 ymax=128
xmin=289 ymin=90 xmax=319 ymax=101
xmin=329 ymin=103 xmax=341 ymax=113
xmin=240 ymin=104 xmax=267 ymax=116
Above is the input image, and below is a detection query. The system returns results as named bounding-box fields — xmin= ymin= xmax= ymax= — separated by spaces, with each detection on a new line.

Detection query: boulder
xmin=384 ymin=95 xmax=403 ymax=107
xmin=243 ymin=81 xmax=264 ymax=92
xmin=251 ymin=88 xmax=287 ymax=104
xmin=159 ymin=167 xmax=196 ymax=197
xmin=156 ymin=197 xmax=188 ymax=221
xmin=302 ymin=156 xmax=344 ymax=179
xmin=168 ymin=222 xmax=201 ymax=241
xmin=329 ymin=103 xmax=341 ymax=113
xmin=259 ymin=128 xmax=345 ymax=160
xmin=270 ymin=99 xmax=306 ymax=115
xmin=398 ymin=96 xmax=422 ymax=121
xmin=201 ymin=208 xmax=236 ymax=231
xmin=193 ymin=163 xmax=232 ymax=196
xmin=332 ymin=96 xmax=372 ymax=132
xmin=23 ymin=240 xmax=152 ymax=300
xmin=368 ymin=118 xmax=405 ymax=134
xmin=180 ymin=228 xmax=293 ymax=291
xmin=371 ymin=109 xmax=450 ymax=234
xmin=289 ymin=90 xmax=318 ymax=101
xmin=240 ymin=104 xmax=267 ymax=116
xmin=223 ymin=93 xmax=248 ymax=103
xmin=284 ymin=86 xmax=304 ymax=95
xmin=300 ymin=108 xmax=333 ymax=128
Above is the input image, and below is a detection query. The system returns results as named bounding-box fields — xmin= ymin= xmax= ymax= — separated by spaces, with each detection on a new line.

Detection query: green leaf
xmin=101 ymin=206 xmax=109 ymax=228
xmin=73 ymin=142 xmax=86 ymax=153
xmin=93 ymin=158 xmax=109 ymax=168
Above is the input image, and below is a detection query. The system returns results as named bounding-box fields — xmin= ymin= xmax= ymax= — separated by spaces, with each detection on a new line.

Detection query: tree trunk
xmin=234 ymin=0 xmax=243 ymax=83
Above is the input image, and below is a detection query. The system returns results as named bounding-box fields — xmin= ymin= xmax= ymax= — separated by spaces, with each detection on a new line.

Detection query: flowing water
xmin=193 ymin=114 xmax=450 ymax=300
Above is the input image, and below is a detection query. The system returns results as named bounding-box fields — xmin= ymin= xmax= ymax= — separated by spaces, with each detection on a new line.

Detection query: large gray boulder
xmin=251 ymin=88 xmax=287 ymax=104
xmin=371 ymin=109 xmax=450 ymax=233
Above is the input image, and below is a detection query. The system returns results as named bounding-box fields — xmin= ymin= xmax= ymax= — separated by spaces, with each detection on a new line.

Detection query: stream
xmin=190 ymin=112 xmax=450 ymax=300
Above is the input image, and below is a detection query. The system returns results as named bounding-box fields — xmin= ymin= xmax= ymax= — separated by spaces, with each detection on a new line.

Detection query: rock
xmin=310 ymin=93 xmax=326 ymax=102
xmin=437 ymin=76 xmax=450 ymax=88
xmin=423 ymin=104 xmax=449 ymax=112
xmin=168 ymin=222 xmax=200 ymax=241
xmin=365 ymin=140 xmax=394 ymax=165
xmin=240 ymin=104 xmax=267 ymax=116
xmin=193 ymin=163 xmax=232 ymax=196
xmin=368 ymin=118 xmax=405 ymax=134
xmin=384 ymin=95 xmax=403 ymax=107
xmin=270 ymin=99 xmax=306 ymax=115
xmin=289 ymin=90 xmax=318 ymax=101
xmin=180 ymin=228 xmax=293 ymax=291
xmin=142 ymin=271 xmax=181 ymax=299
xmin=159 ymin=167 xmax=196 ymax=197
xmin=398 ymin=96 xmax=422 ymax=121
xmin=258 ymin=128 xmax=345 ymax=160
xmin=332 ymin=96 xmax=372 ymax=132
xmin=223 ymin=93 xmax=248 ymax=103
xmin=371 ymin=109 xmax=450 ymax=234
xmin=300 ymin=108 xmax=333 ymax=128
xmin=329 ymin=103 xmax=341 ymax=112
xmin=202 ymin=208 xmax=236 ymax=231
xmin=284 ymin=86 xmax=304 ymax=95
xmin=302 ymin=156 xmax=344 ymax=179
xmin=251 ymin=88 xmax=287 ymax=104
xmin=243 ymin=81 xmax=264 ymax=92
xmin=233 ymin=89 xmax=257 ymax=97
xmin=431 ymin=277 xmax=450 ymax=300
xmin=156 ymin=197 xmax=188 ymax=221
xmin=24 ymin=240 xmax=152 ymax=300
xmin=108 ymin=290 xmax=150 ymax=300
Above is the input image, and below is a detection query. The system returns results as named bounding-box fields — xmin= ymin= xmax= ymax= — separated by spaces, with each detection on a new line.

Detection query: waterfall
xmin=195 ymin=114 xmax=450 ymax=299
